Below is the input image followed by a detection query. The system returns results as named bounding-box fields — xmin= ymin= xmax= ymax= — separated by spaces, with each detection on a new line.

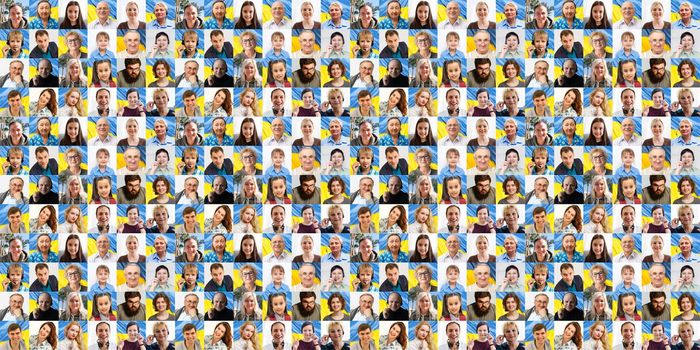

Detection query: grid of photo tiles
xmin=0 ymin=0 xmax=699 ymax=349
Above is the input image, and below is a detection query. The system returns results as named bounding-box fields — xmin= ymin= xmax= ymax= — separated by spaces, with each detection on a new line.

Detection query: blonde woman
xmin=409 ymin=88 xmax=434 ymax=116
xmin=410 ymin=59 xmax=438 ymax=87
xmin=409 ymin=175 xmax=438 ymax=204
xmin=407 ymin=322 xmax=436 ymax=350
xmin=582 ymin=205 xmax=609 ymax=233
xmin=408 ymin=205 xmax=434 ymax=233
xmin=57 ymin=321 xmax=85 ymax=350
xmin=57 ymin=205 xmax=85 ymax=233
xmin=57 ymin=88 xmax=85 ymax=116
xmin=232 ymin=205 xmax=259 ymax=233
xmin=235 ymin=88 xmax=259 ymax=117
xmin=60 ymin=59 xmax=87 ymax=87
xmin=233 ymin=322 xmax=260 ymax=350
xmin=582 ymin=321 xmax=609 ymax=350
xmin=582 ymin=88 xmax=610 ymax=117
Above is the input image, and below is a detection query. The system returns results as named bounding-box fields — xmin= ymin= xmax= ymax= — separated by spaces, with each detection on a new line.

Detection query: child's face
xmin=272 ymin=297 xmax=286 ymax=314
xmin=97 ymin=269 xmax=109 ymax=282
xmin=97 ymin=296 xmax=111 ymax=314
xmin=447 ymin=269 xmax=458 ymax=282
xmin=8 ymin=271 xmax=20 ymax=284
xmin=97 ymin=153 xmax=109 ymax=166
xmin=272 ymin=36 xmax=284 ymax=49
xmin=622 ymin=153 xmax=633 ymax=165
xmin=97 ymin=63 xmax=111 ymax=81
xmin=447 ymin=297 xmax=461 ymax=314
xmin=97 ymin=180 xmax=111 ymax=197
xmin=621 ymin=63 xmax=636 ymax=81
xmin=621 ymin=180 xmax=636 ymax=197
xmin=622 ymin=269 xmax=634 ymax=282
xmin=359 ymin=154 xmax=372 ymax=168
xmin=184 ymin=272 xmax=197 ymax=284
xmin=272 ymin=153 xmax=284 ymax=166
xmin=621 ymin=296 xmax=636 ymax=314
xmin=359 ymin=38 xmax=372 ymax=51
xmin=534 ymin=154 xmax=547 ymax=167
xmin=447 ymin=152 xmax=458 ymax=165
xmin=447 ymin=63 xmax=460 ymax=80
xmin=622 ymin=36 xmax=633 ymax=49
xmin=8 ymin=154 xmax=20 ymax=168
xmin=534 ymin=271 xmax=547 ymax=284
xmin=97 ymin=37 xmax=109 ymax=49
xmin=8 ymin=38 xmax=21 ymax=50
xmin=184 ymin=154 xmax=197 ymax=168
xmin=271 ymin=63 xmax=286 ymax=81
xmin=359 ymin=271 xmax=372 ymax=284
xmin=447 ymin=179 xmax=460 ymax=197
xmin=272 ymin=269 xmax=284 ymax=282
xmin=447 ymin=36 xmax=459 ymax=49
xmin=534 ymin=37 xmax=547 ymax=51
xmin=184 ymin=38 xmax=197 ymax=50
xmin=271 ymin=180 xmax=286 ymax=197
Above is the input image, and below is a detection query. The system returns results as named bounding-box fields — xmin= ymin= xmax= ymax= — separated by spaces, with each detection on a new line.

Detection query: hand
xmin=671 ymin=335 xmax=680 ymax=346
xmin=671 ymin=101 xmax=680 ymax=111
xmin=188 ymin=74 xmax=198 ymax=84
xmin=352 ymin=278 xmax=360 ymax=290
xmin=11 ymin=307 xmax=21 ymax=317
xmin=320 ymin=218 xmax=329 ymax=227
xmin=117 ymin=341 xmax=125 ymax=350
xmin=495 ymin=218 xmax=505 ymax=227
xmin=11 ymin=191 xmax=21 ymax=200
xmin=177 ymin=161 xmax=186 ymax=173
xmin=2 ymin=45 xmax=9 ymax=55
xmin=468 ymin=340 xmax=475 ymax=350
xmin=527 ymin=162 xmax=535 ymax=173
xmin=527 ymin=278 xmax=535 ymax=290
xmin=293 ymin=341 xmax=300 ymax=350
xmin=496 ymin=335 xmax=505 ymax=346
xmin=1 ymin=279 xmax=8 ymax=289
xmin=145 ymin=101 xmax=154 ymax=111
xmin=527 ymin=45 xmax=535 ymax=57
xmin=496 ymin=101 xmax=505 ymax=111
xmin=643 ymin=223 xmax=649 ymax=233
xmin=320 ymin=335 xmax=330 ymax=346
xmin=145 ymin=218 xmax=154 ymax=228
xmin=2 ymin=162 xmax=10 ymax=173
xmin=362 ymin=74 xmax=373 ymax=84
xmin=320 ymin=101 xmax=330 ymax=111
xmin=671 ymin=218 xmax=680 ymax=228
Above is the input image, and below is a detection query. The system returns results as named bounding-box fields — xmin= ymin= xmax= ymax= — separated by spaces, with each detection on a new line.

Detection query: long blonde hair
xmin=414 ymin=321 xmax=436 ymax=350
xmin=239 ymin=321 xmax=260 ymax=350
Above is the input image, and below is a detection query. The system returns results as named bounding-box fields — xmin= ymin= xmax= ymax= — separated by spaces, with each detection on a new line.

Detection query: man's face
xmin=35 ymin=34 xmax=49 ymax=50
xmin=475 ymin=180 xmax=491 ymax=195
xmin=652 ymin=63 xmax=666 ymax=78
xmin=535 ymin=62 xmax=548 ymax=76
xmin=651 ymin=179 xmax=666 ymax=195
xmin=651 ymin=296 xmax=666 ymax=312
xmin=36 ymin=267 xmax=48 ymax=284
xmin=97 ymin=235 xmax=109 ymax=253
xmin=388 ymin=60 xmax=400 ymax=77
xmin=360 ymin=61 xmax=373 ymax=76
xmin=476 ymin=296 xmax=490 ymax=311
xmin=476 ymin=63 xmax=491 ymax=79
xmin=9 ymin=62 xmax=22 ymax=77
xmin=301 ymin=63 xmax=316 ymax=78
xmin=126 ymin=296 xmax=141 ymax=311
xmin=301 ymin=296 xmax=315 ymax=311
xmin=126 ymin=63 xmax=141 ymax=79
xmin=535 ymin=295 xmax=548 ymax=310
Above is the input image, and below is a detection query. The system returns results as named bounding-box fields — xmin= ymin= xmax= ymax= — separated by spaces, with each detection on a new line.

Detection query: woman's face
xmin=651 ymin=3 xmax=663 ymax=18
xmin=241 ymin=5 xmax=255 ymax=23
xmin=241 ymin=121 xmax=254 ymax=139
xmin=155 ymin=64 xmax=167 ymax=78
xmin=563 ymin=91 xmax=576 ymax=105
xmin=387 ymin=2 xmax=400 ymax=19
xmin=416 ymin=325 xmax=430 ymax=340
xmin=66 ymin=325 xmax=80 ymax=340
xmin=271 ymin=179 xmax=286 ymax=197
xmin=387 ymin=235 xmax=400 ymax=252
xmin=329 ymin=180 xmax=342 ymax=195
xmin=302 ymin=92 xmax=314 ymax=106
xmin=652 ymin=208 xmax=665 ymax=223
xmin=66 ymin=122 xmax=80 ymax=140
xmin=329 ymin=297 xmax=342 ymax=311
xmin=388 ymin=91 xmax=401 ymax=105
xmin=680 ymin=297 xmax=692 ymax=311
xmin=681 ymin=180 xmax=693 ymax=195
xmin=39 ymin=91 xmax=51 ymax=105
xmin=505 ymin=297 xmax=517 ymax=311
xmin=590 ymin=208 xmax=604 ymax=223
xmin=446 ymin=62 xmax=460 ymax=80
xmin=591 ymin=91 xmax=604 ymax=107
xmin=66 ymin=238 xmax=80 ymax=257
xmin=652 ymin=326 xmax=664 ymax=341
xmin=562 ymin=235 xmax=575 ymax=253
xmin=96 ymin=179 xmax=111 ymax=197
xmin=416 ymin=91 xmax=429 ymax=107
xmin=504 ymin=180 xmax=517 ymax=195
xmin=301 ymin=3 xmax=314 ymax=19
xmin=127 ymin=92 xmax=139 ymax=107
xmin=154 ymin=297 xmax=167 ymax=311
xmin=476 ymin=3 xmax=488 ymax=18
xmin=126 ymin=3 xmax=138 ymax=19
xmin=388 ymin=207 xmax=401 ymax=222
xmin=477 ymin=92 xmax=489 ymax=106
xmin=504 ymin=64 xmax=517 ymax=78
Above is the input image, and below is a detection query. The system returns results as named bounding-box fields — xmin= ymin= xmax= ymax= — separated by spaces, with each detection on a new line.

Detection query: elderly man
xmin=524 ymin=60 xmax=553 ymax=88
xmin=118 ymin=264 xmax=143 ymax=292
xmin=0 ymin=294 xmax=27 ymax=321
xmin=174 ymin=177 xmax=203 ymax=204
xmin=349 ymin=60 xmax=378 ymax=87
xmin=293 ymin=30 xmax=320 ymax=58
xmin=614 ymin=1 xmax=640 ymax=28
xmin=174 ymin=293 xmax=204 ymax=321
xmin=524 ymin=176 xmax=553 ymax=204
xmin=645 ymin=30 xmax=667 ymax=58
xmin=205 ymin=176 xmax=233 ymax=204
xmin=673 ymin=235 xmax=700 ymax=262
xmin=524 ymin=293 xmax=553 ymax=321
xmin=379 ymin=176 xmax=409 ymax=204
xmin=0 ymin=60 xmax=26 ymax=88
xmin=90 ymin=234 xmax=115 ymax=263
xmin=265 ymin=1 xmax=288 ymax=29
xmin=673 ymin=118 xmax=700 ymax=145
xmin=0 ymin=177 xmax=26 ymax=204
xmin=644 ymin=147 xmax=668 ymax=175
xmin=469 ymin=30 xmax=492 ymax=58
xmin=554 ymin=175 xmax=584 ymax=203
xmin=265 ymin=234 xmax=289 ymax=263
xmin=379 ymin=292 xmax=409 ymax=320
xmin=439 ymin=117 xmax=464 ymax=146
xmin=439 ymin=1 xmax=465 ymax=29
xmin=349 ymin=177 xmax=378 ymax=204
xmin=29 ymin=59 xmax=58 ymax=87
xmin=174 ymin=60 xmax=203 ymax=88
xmin=30 ymin=292 xmax=58 ymax=320
xmin=554 ymin=59 xmax=584 ymax=87
xmin=265 ymin=116 xmax=289 ymax=145
xmin=292 ymin=58 xmax=320 ymax=87
xmin=322 ymin=118 xmax=347 ymax=145
xmin=497 ymin=234 xmax=525 ymax=262
xmin=205 ymin=292 xmax=234 ymax=320
xmin=292 ymin=148 xmax=318 ymax=176
xmin=89 ymin=117 xmax=114 ymax=146
xmin=118 ymin=147 xmax=142 ymax=175
xmin=29 ymin=175 xmax=58 ymax=204
xmin=204 ymin=59 xmax=234 ymax=87
xmin=348 ymin=293 xmax=378 ymax=321
xmin=118 ymin=30 xmax=142 ymax=58
xmin=89 ymin=1 xmax=115 ymax=28
xmin=379 ymin=59 xmax=408 ymax=87
xmin=616 ymin=234 xmax=641 ymax=263
xmin=497 ymin=118 xmax=523 ymax=145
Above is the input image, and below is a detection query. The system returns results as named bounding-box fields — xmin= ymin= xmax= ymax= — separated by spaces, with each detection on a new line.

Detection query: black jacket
xmin=29 ymin=159 xmax=58 ymax=175
xmin=204 ymin=307 xmax=234 ymax=320
xmin=554 ymin=275 xmax=584 ymax=292
xmin=379 ymin=275 xmax=408 ymax=292
xmin=205 ymin=275 xmax=234 ymax=292
xmin=379 ymin=159 xmax=408 ymax=175
xmin=554 ymin=159 xmax=583 ymax=175
xmin=204 ymin=159 xmax=233 ymax=175
xmin=379 ymin=307 xmax=409 ymax=320
xmin=379 ymin=42 xmax=408 ymax=58
xmin=554 ymin=42 xmax=583 ymax=58
xmin=29 ymin=42 xmax=58 ymax=58
xmin=553 ymin=307 xmax=584 ymax=320
xmin=29 ymin=307 xmax=59 ymax=320
xmin=204 ymin=42 xmax=234 ymax=58
xmin=29 ymin=191 xmax=59 ymax=204
xmin=29 ymin=276 xmax=58 ymax=292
